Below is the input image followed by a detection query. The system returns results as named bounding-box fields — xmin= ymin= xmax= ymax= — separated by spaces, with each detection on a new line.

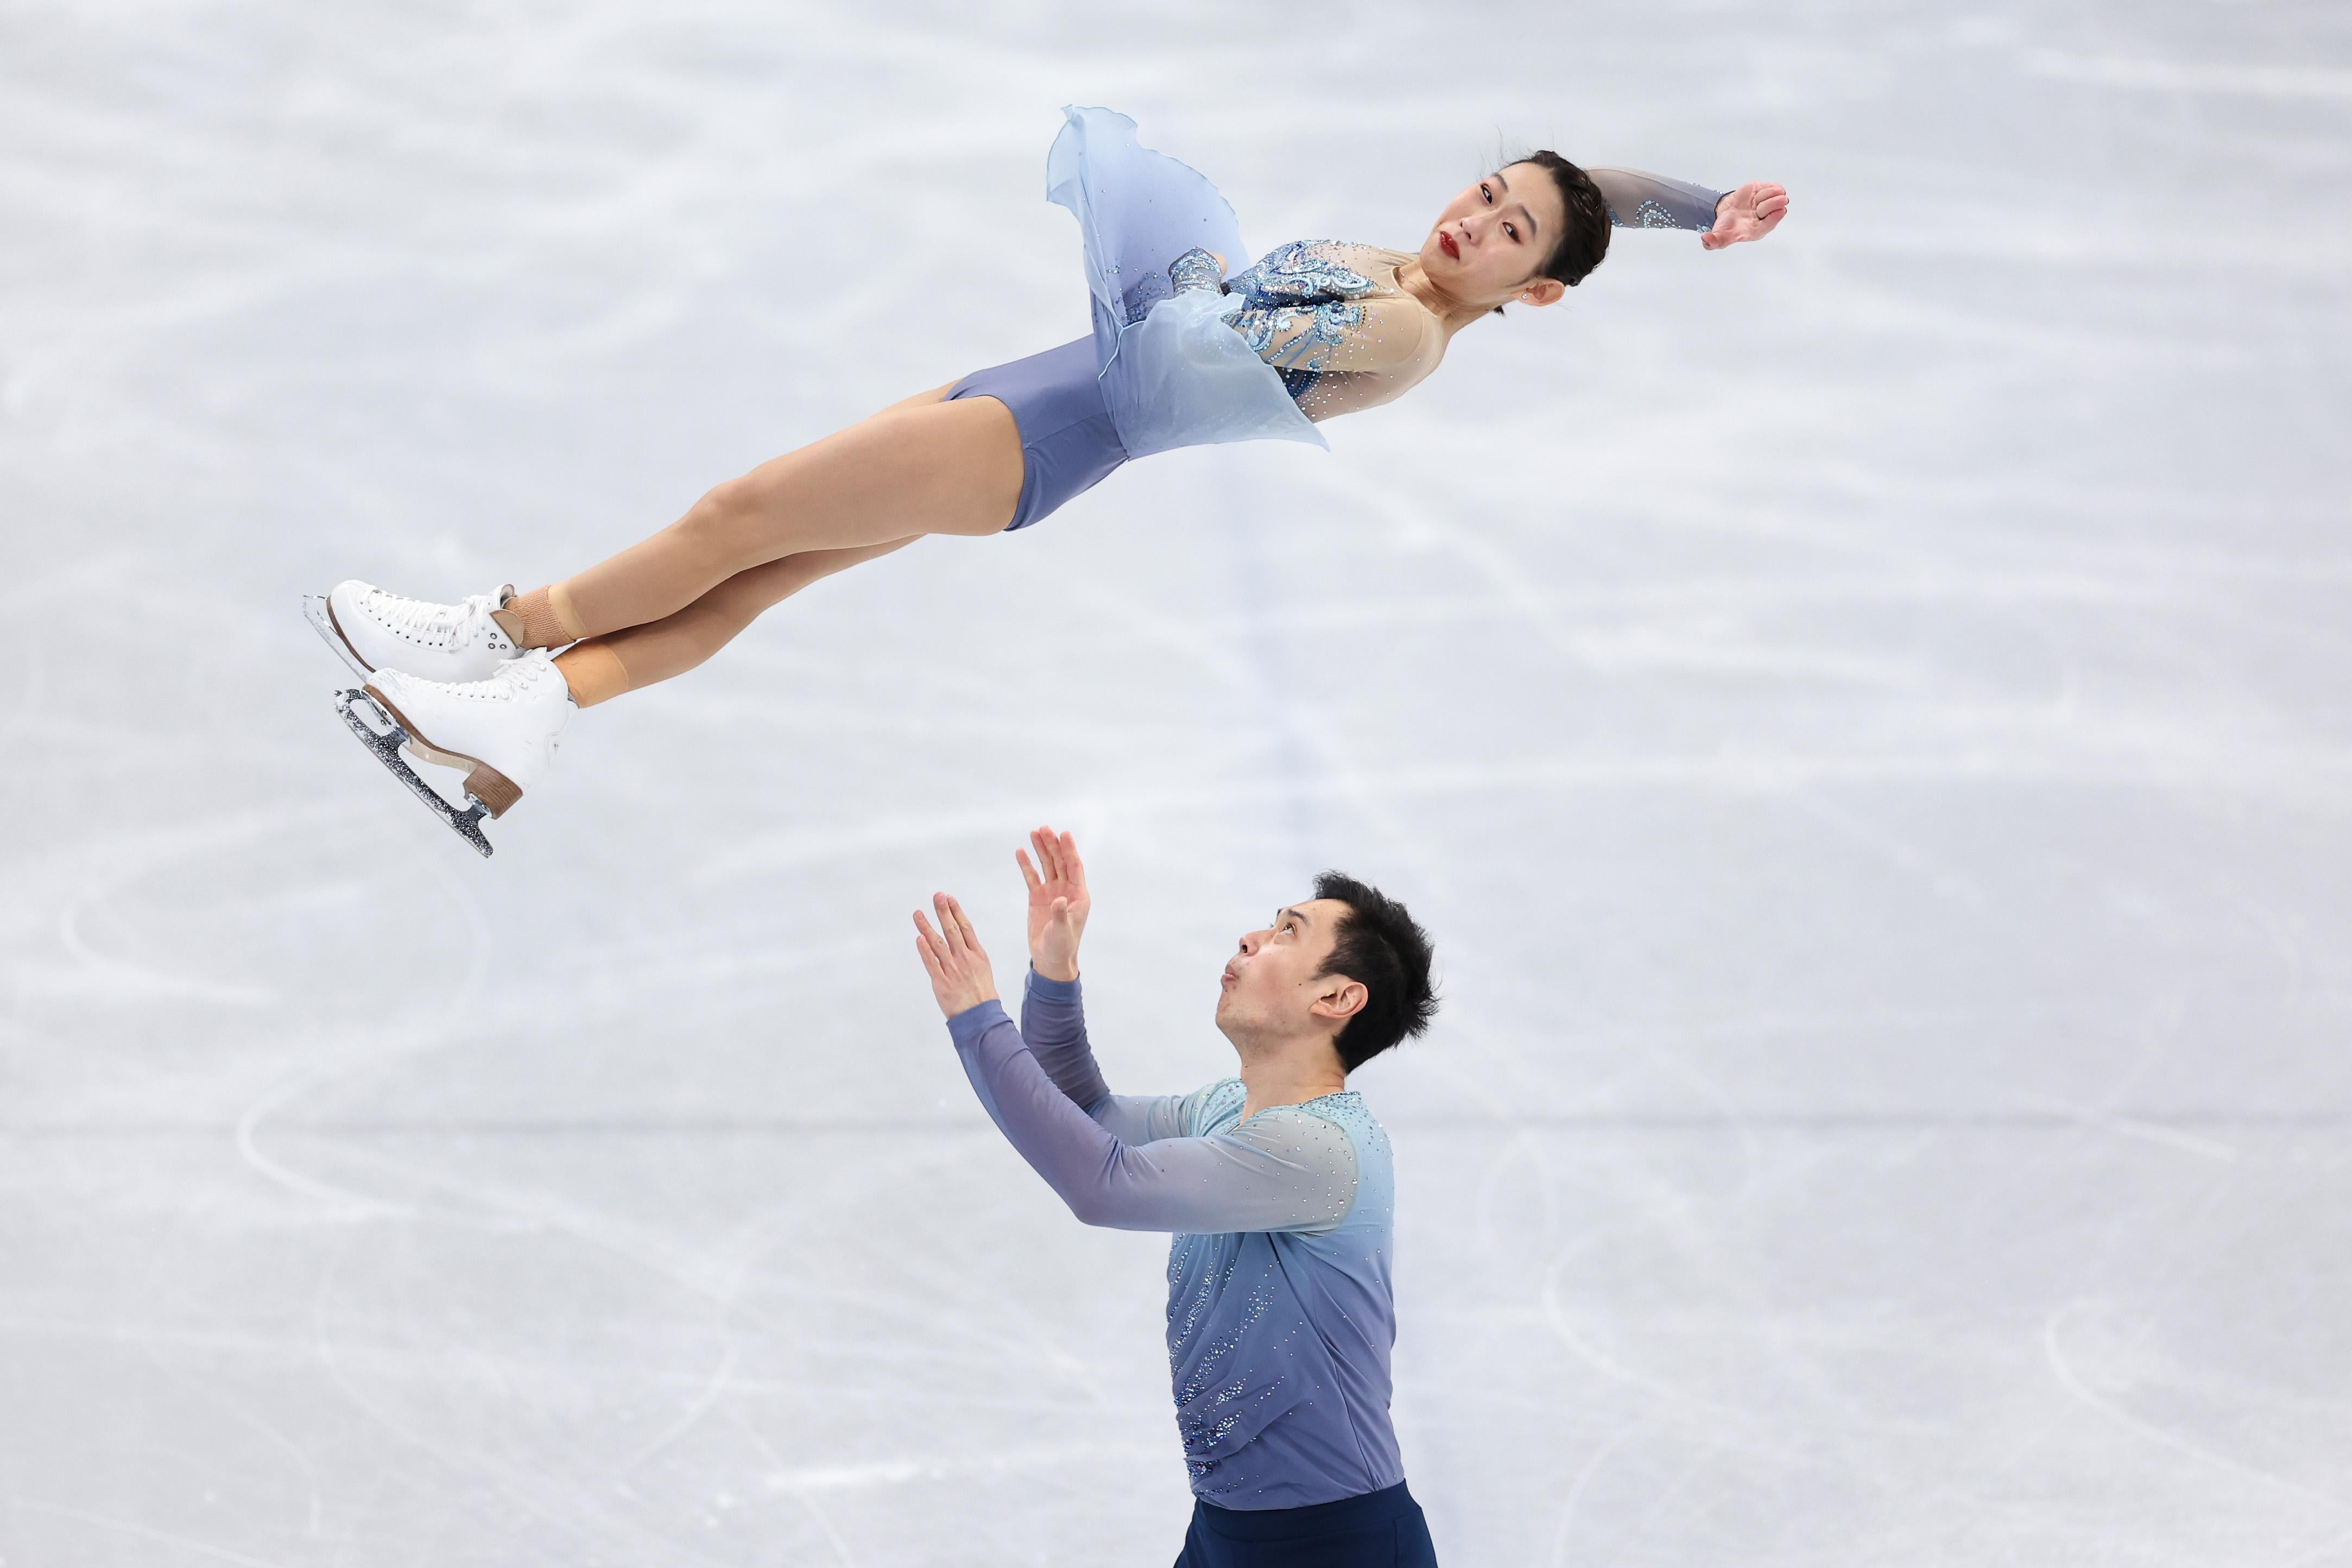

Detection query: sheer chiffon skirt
xmin=1044 ymin=105 xmax=1325 ymax=460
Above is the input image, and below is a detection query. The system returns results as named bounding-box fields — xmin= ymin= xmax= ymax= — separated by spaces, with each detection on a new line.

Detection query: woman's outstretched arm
xmin=1590 ymin=169 xmax=1790 ymax=250
xmin=1589 ymin=168 xmax=1723 ymax=230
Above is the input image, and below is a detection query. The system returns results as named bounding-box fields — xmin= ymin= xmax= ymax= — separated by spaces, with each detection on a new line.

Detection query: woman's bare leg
xmin=554 ymin=536 xmax=917 ymax=707
xmin=504 ymin=383 xmax=1020 ymax=647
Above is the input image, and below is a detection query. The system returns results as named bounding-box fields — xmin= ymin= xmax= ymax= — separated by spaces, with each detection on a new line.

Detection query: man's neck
xmin=1235 ymin=1036 xmax=1349 ymax=1123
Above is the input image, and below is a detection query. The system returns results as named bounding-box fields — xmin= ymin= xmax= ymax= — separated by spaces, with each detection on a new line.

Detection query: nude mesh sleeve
xmin=1589 ymin=168 xmax=1727 ymax=232
xmin=947 ymin=1002 xmax=1358 ymax=1234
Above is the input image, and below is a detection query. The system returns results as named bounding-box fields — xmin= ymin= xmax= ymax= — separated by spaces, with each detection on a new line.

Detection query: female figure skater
xmin=307 ymin=108 xmax=1788 ymax=852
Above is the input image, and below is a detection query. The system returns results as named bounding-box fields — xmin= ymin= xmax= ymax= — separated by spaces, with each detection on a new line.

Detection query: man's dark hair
xmin=1312 ymin=871 xmax=1439 ymax=1072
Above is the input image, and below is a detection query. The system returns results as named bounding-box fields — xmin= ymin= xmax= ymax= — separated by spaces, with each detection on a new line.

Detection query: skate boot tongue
xmin=490 ymin=599 xmax=527 ymax=648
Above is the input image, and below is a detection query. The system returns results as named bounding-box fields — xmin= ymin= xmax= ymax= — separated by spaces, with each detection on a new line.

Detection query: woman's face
xmin=1418 ymin=162 xmax=1569 ymax=309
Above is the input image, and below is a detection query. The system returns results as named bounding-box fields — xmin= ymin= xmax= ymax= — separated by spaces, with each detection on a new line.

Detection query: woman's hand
xmin=914 ymin=893 xmax=1000 ymax=1018
xmin=1017 ymin=826 xmax=1091 ymax=983
xmin=1167 ymin=248 xmax=1230 ymax=295
xmin=1702 ymin=182 xmax=1790 ymax=251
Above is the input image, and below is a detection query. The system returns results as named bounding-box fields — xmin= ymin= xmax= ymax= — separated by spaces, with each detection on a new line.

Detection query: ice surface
xmin=5 ymin=3 xmax=2351 ymax=1564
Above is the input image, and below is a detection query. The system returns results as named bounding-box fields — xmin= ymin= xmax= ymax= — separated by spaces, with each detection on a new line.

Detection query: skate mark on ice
xmin=755 ymin=1440 xmax=1169 ymax=1494
xmin=727 ymin=1405 xmax=864 ymax=1568
xmin=621 ymin=1339 xmax=743 ymax=1469
xmin=1537 ymin=1232 xmax=1753 ymax=1429
xmin=2072 ymin=1110 xmax=2239 ymax=1164
xmin=1782 ymin=787 xmax=1993 ymax=911
xmin=235 ymin=1068 xmax=421 ymax=1221
xmin=1474 ymin=1129 xmax=1560 ymax=1259
xmin=1548 ymin=1421 xmax=1644 ymax=1567
xmin=10 ymin=1499 xmax=296 ymax=1568
xmin=700 ymin=738 xmax=2321 ymax=884
xmin=301 ymin=1249 xmax=749 ymax=1567
xmin=233 ymin=844 xmax=489 ymax=1218
xmin=606 ymin=1162 xmax=1019 ymax=1550
xmin=127 ymin=1292 xmax=331 ymax=1539
xmin=48 ymin=810 xmax=331 ymax=1008
xmin=2042 ymin=1298 xmax=2349 ymax=1513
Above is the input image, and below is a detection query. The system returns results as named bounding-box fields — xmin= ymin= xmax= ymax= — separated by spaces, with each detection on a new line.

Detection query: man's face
xmin=1215 ymin=897 xmax=1352 ymax=1041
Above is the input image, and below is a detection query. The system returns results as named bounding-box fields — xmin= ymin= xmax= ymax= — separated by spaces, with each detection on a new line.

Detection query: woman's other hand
xmin=1703 ymin=182 xmax=1790 ymax=251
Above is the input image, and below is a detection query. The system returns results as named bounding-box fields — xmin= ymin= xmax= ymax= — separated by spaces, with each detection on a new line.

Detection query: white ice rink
xmin=6 ymin=3 xmax=2351 ymax=1563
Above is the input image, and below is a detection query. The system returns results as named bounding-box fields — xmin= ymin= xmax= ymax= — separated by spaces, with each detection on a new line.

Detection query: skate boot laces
xmin=366 ymin=589 xmax=507 ymax=651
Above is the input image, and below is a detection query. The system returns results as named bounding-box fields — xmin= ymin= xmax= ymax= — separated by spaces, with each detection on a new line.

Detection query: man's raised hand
xmin=1702 ymin=181 xmax=1790 ymax=251
xmin=1016 ymin=826 xmax=1091 ymax=983
xmin=914 ymin=893 xmax=1000 ymax=1019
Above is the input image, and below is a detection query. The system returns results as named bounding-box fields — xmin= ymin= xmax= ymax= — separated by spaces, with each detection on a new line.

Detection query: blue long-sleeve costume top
xmin=945 ymin=972 xmax=1400 ymax=1509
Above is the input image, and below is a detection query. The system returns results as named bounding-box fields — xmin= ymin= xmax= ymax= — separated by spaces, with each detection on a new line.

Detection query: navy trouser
xmin=1174 ymin=1482 xmax=1439 ymax=1568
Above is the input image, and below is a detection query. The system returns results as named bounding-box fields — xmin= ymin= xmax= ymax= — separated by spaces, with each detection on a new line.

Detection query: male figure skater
xmin=913 ymin=828 xmax=1441 ymax=1567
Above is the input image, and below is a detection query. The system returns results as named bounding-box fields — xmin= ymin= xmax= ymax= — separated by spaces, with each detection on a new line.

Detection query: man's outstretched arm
xmin=915 ymin=893 xmax=1355 ymax=1235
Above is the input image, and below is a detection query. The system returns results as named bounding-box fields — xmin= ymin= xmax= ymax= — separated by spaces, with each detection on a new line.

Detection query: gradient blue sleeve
xmin=946 ymin=1001 xmax=1357 ymax=1235
xmin=1590 ymin=168 xmax=1727 ymax=231
xmin=1019 ymin=970 xmax=1181 ymax=1144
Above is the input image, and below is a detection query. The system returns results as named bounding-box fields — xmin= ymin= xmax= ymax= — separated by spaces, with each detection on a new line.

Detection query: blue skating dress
xmin=949 ymin=106 xmax=1725 ymax=530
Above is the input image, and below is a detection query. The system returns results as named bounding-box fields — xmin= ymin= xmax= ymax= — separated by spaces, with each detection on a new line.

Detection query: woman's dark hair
xmin=1312 ymin=871 xmax=1439 ymax=1072
xmin=1519 ymin=150 xmax=1613 ymax=289
xmin=1477 ymin=149 xmax=1612 ymax=315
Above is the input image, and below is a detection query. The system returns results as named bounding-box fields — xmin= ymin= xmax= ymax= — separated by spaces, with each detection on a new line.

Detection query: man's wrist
xmin=944 ymin=996 xmax=1008 ymax=1044
xmin=1028 ymin=962 xmax=1082 ymax=995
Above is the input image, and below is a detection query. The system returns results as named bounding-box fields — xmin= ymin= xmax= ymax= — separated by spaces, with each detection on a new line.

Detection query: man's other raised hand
xmin=1017 ymin=826 xmax=1091 ymax=983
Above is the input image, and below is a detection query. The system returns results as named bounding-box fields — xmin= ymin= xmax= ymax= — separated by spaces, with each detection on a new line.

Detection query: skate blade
xmin=334 ymin=688 xmax=495 ymax=858
xmin=361 ymin=685 xmax=524 ymax=818
xmin=303 ymin=595 xmax=373 ymax=681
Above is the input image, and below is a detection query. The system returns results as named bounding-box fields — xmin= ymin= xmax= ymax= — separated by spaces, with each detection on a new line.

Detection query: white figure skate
xmin=303 ymin=580 xmax=523 ymax=683
xmin=335 ymin=652 xmax=573 ymax=857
